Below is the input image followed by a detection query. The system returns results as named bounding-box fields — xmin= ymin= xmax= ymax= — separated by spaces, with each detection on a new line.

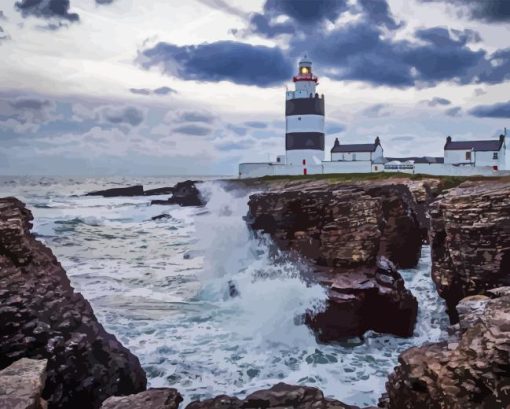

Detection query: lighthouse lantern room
xmin=285 ymin=56 xmax=325 ymax=167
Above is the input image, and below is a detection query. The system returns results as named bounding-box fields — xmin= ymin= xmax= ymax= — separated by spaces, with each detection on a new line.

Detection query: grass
xmin=228 ymin=172 xmax=508 ymax=193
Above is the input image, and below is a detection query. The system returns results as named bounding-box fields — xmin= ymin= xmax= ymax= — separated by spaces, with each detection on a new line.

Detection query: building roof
xmin=331 ymin=137 xmax=381 ymax=153
xmin=444 ymin=136 xmax=505 ymax=152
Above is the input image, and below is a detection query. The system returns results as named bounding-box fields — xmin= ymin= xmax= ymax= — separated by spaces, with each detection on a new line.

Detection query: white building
xmin=238 ymin=58 xmax=509 ymax=178
xmin=331 ymin=137 xmax=384 ymax=162
xmin=444 ymin=135 xmax=506 ymax=170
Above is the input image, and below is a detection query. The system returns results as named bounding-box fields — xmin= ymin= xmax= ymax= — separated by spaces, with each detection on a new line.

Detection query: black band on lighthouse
xmin=285 ymin=132 xmax=325 ymax=150
xmin=286 ymin=98 xmax=325 ymax=116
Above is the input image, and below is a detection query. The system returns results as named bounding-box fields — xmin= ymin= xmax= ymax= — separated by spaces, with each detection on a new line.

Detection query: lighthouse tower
xmin=285 ymin=56 xmax=325 ymax=167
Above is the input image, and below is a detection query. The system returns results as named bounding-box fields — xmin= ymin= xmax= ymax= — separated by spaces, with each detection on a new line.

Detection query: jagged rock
xmin=383 ymin=288 xmax=510 ymax=409
xmin=247 ymin=181 xmax=420 ymax=340
xmin=101 ymin=388 xmax=182 ymax=409
xmin=151 ymin=181 xmax=205 ymax=207
xmin=85 ymin=185 xmax=144 ymax=197
xmin=186 ymin=382 xmax=364 ymax=409
xmin=0 ymin=358 xmax=47 ymax=409
xmin=307 ymin=258 xmax=418 ymax=341
xmin=248 ymin=182 xmax=422 ymax=269
xmin=0 ymin=197 xmax=147 ymax=409
xmin=151 ymin=213 xmax=172 ymax=221
xmin=429 ymin=181 xmax=510 ymax=322
xmin=144 ymin=187 xmax=175 ymax=196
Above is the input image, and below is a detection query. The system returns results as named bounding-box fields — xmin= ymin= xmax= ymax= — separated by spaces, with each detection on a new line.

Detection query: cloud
xmin=0 ymin=25 xmax=11 ymax=42
xmin=15 ymin=0 xmax=79 ymax=22
xmin=423 ymin=97 xmax=451 ymax=107
xmin=176 ymin=110 xmax=215 ymax=123
xmin=130 ymin=86 xmax=176 ymax=96
xmin=0 ymin=96 xmax=59 ymax=133
xmin=326 ymin=123 xmax=346 ymax=134
xmin=445 ymin=106 xmax=462 ymax=117
xmin=138 ymin=41 xmax=293 ymax=87
xmin=358 ymin=0 xmax=401 ymax=29
xmin=101 ymin=106 xmax=144 ymax=127
xmin=361 ymin=104 xmax=392 ymax=117
xmin=96 ymin=0 xmax=115 ymax=4
xmin=244 ymin=121 xmax=267 ymax=128
xmin=173 ymin=124 xmax=212 ymax=136
xmin=469 ymin=101 xmax=510 ymax=118
xmin=421 ymin=0 xmax=510 ymax=22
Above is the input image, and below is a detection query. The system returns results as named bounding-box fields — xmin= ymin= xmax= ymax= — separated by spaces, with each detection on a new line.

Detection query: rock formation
xmin=0 ymin=197 xmax=147 ymax=409
xmin=0 ymin=358 xmax=48 ymax=409
xmin=86 ymin=185 xmax=145 ymax=197
xmin=247 ymin=181 xmax=421 ymax=340
xmin=85 ymin=180 xmax=205 ymax=207
xmin=151 ymin=180 xmax=205 ymax=207
xmin=186 ymin=382 xmax=373 ymax=409
xmin=429 ymin=181 xmax=510 ymax=322
xmin=101 ymin=388 xmax=182 ymax=409
xmin=382 ymin=287 xmax=510 ymax=409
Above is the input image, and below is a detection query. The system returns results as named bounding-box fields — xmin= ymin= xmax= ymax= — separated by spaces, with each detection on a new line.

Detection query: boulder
xmin=85 ymin=185 xmax=144 ymax=197
xmin=151 ymin=181 xmax=205 ymax=207
xmin=382 ymin=288 xmax=510 ymax=409
xmin=0 ymin=358 xmax=47 ymax=409
xmin=101 ymin=388 xmax=182 ymax=409
xmin=307 ymin=258 xmax=418 ymax=341
xmin=429 ymin=181 xmax=510 ymax=322
xmin=247 ymin=181 xmax=420 ymax=340
xmin=0 ymin=197 xmax=147 ymax=409
xmin=186 ymin=383 xmax=364 ymax=409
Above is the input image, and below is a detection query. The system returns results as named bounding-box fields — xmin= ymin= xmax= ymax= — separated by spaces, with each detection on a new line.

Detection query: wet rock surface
xmin=247 ymin=181 xmax=421 ymax=340
xmin=429 ymin=181 xmax=510 ymax=322
xmin=86 ymin=184 xmax=145 ymax=197
xmin=0 ymin=358 xmax=47 ymax=409
xmin=0 ymin=197 xmax=147 ymax=409
xmin=186 ymin=383 xmax=369 ymax=409
xmin=85 ymin=180 xmax=205 ymax=206
xmin=150 ymin=180 xmax=205 ymax=207
xmin=383 ymin=287 xmax=510 ymax=409
xmin=101 ymin=388 xmax=182 ymax=409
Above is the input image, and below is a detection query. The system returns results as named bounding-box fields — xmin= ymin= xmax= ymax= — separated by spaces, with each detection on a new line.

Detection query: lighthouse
xmin=285 ymin=56 xmax=325 ymax=168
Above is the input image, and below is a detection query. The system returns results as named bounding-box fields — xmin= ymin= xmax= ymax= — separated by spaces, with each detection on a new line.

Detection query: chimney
xmin=446 ymin=136 xmax=452 ymax=144
xmin=375 ymin=136 xmax=380 ymax=145
xmin=333 ymin=137 xmax=340 ymax=147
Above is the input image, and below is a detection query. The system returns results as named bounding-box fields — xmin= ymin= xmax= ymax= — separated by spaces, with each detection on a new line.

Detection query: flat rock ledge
xmin=382 ymin=287 xmax=510 ymax=409
xmin=429 ymin=181 xmax=510 ymax=322
xmin=101 ymin=388 xmax=182 ymax=409
xmin=247 ymin=181 xmax=421 ymax=340
xmin=0 ymin=358 xmax=47 ymax=409
xmin=186 ymin=383 xmax=375 ymax=409
xmin=0 ymin=197 xmax=147 ymax=409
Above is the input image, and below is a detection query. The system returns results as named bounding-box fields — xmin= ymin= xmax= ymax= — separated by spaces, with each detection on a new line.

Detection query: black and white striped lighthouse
xmin=285 ymin=56 xmax=325 ymax=168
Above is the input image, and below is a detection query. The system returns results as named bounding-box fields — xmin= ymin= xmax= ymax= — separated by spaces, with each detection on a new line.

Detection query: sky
xmin=0 ymin=0 xmax=509 ymax=176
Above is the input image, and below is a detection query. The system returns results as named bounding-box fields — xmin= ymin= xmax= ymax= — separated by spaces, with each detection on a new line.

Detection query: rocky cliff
xmin=247 ymin=181 xmax=422 ymax=340
xmin=429 ymin=181 xmax=510 ymax=322
xmin=382 ymin=287 xmax=510 ymax=409
xmin=0 ymin=197 xmax=147 ymax=409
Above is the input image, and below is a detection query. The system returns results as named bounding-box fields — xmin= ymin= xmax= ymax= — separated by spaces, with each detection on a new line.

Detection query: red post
xmin=303 ymin=168 xmax=307 ymax=175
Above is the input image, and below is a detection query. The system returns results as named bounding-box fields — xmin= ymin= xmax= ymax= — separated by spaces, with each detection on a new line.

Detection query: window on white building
xmin=465 ymin=151 xmax=472 ymax=161
xmin=353 ymin=153 xmax=357 ymax=161
xmin=493 ymin=152 xmax=499 ymax=160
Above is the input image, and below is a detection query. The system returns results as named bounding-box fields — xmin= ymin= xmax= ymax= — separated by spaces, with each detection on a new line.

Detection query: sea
xmin=0 ymin=176 xmax=448 ymax=407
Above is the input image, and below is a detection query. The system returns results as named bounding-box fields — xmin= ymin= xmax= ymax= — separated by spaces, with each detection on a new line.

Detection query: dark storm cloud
xmin=129 ymin=86 xmax=176 ymax=96
xmin=357 ymin=0 xmax=401 ymax=29
xmin=173 ymin=124 xmax=212 ymax=136
xmin=423 ymin=97 xmax=451 ymax=107
xmin=421 ymin=0 xmax=510 ymax=22
xmin=102 ymin=106 xmax=144 ymax=127
xmin=262 ymin=0 xmax=349 ymax=25
xmin=469 ymin=101 xmax=510 ymax=118
xmin=139 ymin=41 xmax=293 ymax=87
xmin=9 ymin=98 xmax=52 ymax=110
xmin=15 ymin=0 xmax=79 ymax=22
